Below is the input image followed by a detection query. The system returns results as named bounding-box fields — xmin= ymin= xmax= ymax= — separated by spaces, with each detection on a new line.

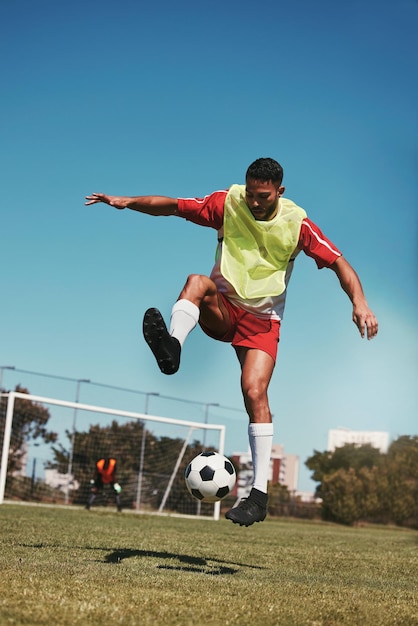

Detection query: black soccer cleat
xmin=143 ymin=308 xmax=181 ymax=375
xmin=225 ymin=488 xmax=267 ymax=527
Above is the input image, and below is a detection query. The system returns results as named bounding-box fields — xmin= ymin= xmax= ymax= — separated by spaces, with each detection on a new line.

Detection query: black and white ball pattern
xmin=185 ymin=451 xmax=236 ymax=502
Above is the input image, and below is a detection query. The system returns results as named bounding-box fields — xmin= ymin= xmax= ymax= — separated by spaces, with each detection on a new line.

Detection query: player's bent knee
xmin=183 ymin=274 xmax=215 ymax=296
xmin=242 ymin=384 xmax=268 ymax=406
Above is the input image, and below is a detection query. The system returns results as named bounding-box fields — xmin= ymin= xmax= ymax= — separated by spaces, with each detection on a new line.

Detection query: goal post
xmin=0 ymin=391 xmax=228 ymax=520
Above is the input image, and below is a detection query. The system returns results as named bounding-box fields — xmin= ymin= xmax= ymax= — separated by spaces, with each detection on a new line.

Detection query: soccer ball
xmin=185 ymin=451 xmax=236 ymax=502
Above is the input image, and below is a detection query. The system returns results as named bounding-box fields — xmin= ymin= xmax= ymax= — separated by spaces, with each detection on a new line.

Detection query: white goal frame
xmin=0 ymin=391 xmax=226 ymax=520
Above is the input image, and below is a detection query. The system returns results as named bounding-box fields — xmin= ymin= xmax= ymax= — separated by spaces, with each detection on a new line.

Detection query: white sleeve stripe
xmin=303 ymin=220 xmax=341 ymax=256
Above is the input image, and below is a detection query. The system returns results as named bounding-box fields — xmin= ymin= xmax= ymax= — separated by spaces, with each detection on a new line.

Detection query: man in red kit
xmin=86 ymin=157 xmax=378 ymax=527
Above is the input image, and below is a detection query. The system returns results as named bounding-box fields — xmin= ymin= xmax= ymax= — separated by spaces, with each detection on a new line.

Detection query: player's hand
xmin=352 ymin=304 xmax=378 ymax=340
xmin=85 ymin=192 xmax=127 ymax=209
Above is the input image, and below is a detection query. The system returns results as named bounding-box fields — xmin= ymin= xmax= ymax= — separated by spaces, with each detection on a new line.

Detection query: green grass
xmin=0 ymin=504 xmax=417 ymax=625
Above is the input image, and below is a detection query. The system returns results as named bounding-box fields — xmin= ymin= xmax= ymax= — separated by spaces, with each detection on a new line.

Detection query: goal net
xmin=0 ymin=391 xmax=229 ymax=520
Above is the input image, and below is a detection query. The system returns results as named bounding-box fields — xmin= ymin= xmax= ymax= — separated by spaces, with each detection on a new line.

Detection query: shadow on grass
xmin=104 ymin=548 xmax=265 ymax=576
xmin=17 ymin=542 xmax=265 ymax=576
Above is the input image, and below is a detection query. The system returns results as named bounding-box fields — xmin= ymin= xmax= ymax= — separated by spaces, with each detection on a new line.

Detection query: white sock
xmin=248 ymin=422 xmax=274 ymax=494
xmin=169 ymin=299 xmax=200 ymax=347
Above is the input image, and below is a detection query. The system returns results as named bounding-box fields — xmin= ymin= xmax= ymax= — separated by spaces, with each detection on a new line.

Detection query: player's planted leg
xmin=143 ymin=308 xmax=181 ymax=375
xmin=226 ymin=351 xmax=273 ymax=526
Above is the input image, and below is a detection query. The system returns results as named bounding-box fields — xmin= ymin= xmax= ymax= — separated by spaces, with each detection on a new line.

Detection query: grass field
xmin=0 ymin=504 xmax=417 ymax=625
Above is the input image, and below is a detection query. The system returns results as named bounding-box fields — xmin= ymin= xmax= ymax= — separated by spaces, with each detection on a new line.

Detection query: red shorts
xmin=199 ymin=293 xmax=281 ymax=363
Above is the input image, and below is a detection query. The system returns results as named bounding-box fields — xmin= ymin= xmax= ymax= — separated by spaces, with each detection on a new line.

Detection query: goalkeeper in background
xmin=86 ymin=457 xmax=122 ymax=512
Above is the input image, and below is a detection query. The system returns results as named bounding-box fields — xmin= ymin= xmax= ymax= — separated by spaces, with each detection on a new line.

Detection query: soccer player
xmin=86 ymin=457 xmax=122 ymax=512
xmin=85 ymin=158 xmax=378 ymax=527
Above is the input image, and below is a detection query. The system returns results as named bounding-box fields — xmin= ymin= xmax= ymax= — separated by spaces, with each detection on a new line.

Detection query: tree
xmin=306 ymin=443 xmax=382 ymax=498
xmin=267 ymin=482 xmax=291 ymax=517
xmin=357 ymin=466 xmax=385 ymax=521
xmin=320 ymin=468 xmax=363 ymax=525
xmin=305 ymin=438 xmax=418 ymax=528
xmin=383 ymin=436 xmax=418 ymax=526
xmin=0 ymin=386 xmax=57 ymax=475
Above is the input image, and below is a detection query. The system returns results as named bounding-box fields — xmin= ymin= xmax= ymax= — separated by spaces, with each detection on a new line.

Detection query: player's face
xmin=245 ymin=178 xmax=285 ymax=221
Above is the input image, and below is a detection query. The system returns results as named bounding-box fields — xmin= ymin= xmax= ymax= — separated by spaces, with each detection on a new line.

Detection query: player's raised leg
xmin=143 ymin=307 xmax=182 ymax=375
xmin=143 ymin=274 xmax=229 ymax=374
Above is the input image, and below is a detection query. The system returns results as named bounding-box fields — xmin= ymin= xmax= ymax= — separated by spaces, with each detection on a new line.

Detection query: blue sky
xmin=1 ymin=0 xmax=417 ymax=491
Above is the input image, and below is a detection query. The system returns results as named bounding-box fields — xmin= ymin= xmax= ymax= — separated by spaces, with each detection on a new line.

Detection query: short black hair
xmin=246 ymin=158 xmax=284 ymax=185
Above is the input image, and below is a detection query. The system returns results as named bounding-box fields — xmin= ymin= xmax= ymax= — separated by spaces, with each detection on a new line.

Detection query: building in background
xmin=44 ymin=469 xmax=79 ymax=493
xmin=328 ymin=427 xmax=389 ymax=453
xmin=231 ymin=443 xmax=299 ymax=498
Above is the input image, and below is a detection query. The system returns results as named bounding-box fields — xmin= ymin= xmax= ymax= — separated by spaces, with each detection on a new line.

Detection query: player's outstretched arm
xmin=330 ymin=256 xmax=378 ymax=340
xmin=85 ymin=192 xmax=178 ymax=216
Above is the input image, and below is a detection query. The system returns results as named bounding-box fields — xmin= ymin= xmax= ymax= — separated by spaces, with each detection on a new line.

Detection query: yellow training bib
xmin=220 ymin=184 xmax=306 ymax=299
